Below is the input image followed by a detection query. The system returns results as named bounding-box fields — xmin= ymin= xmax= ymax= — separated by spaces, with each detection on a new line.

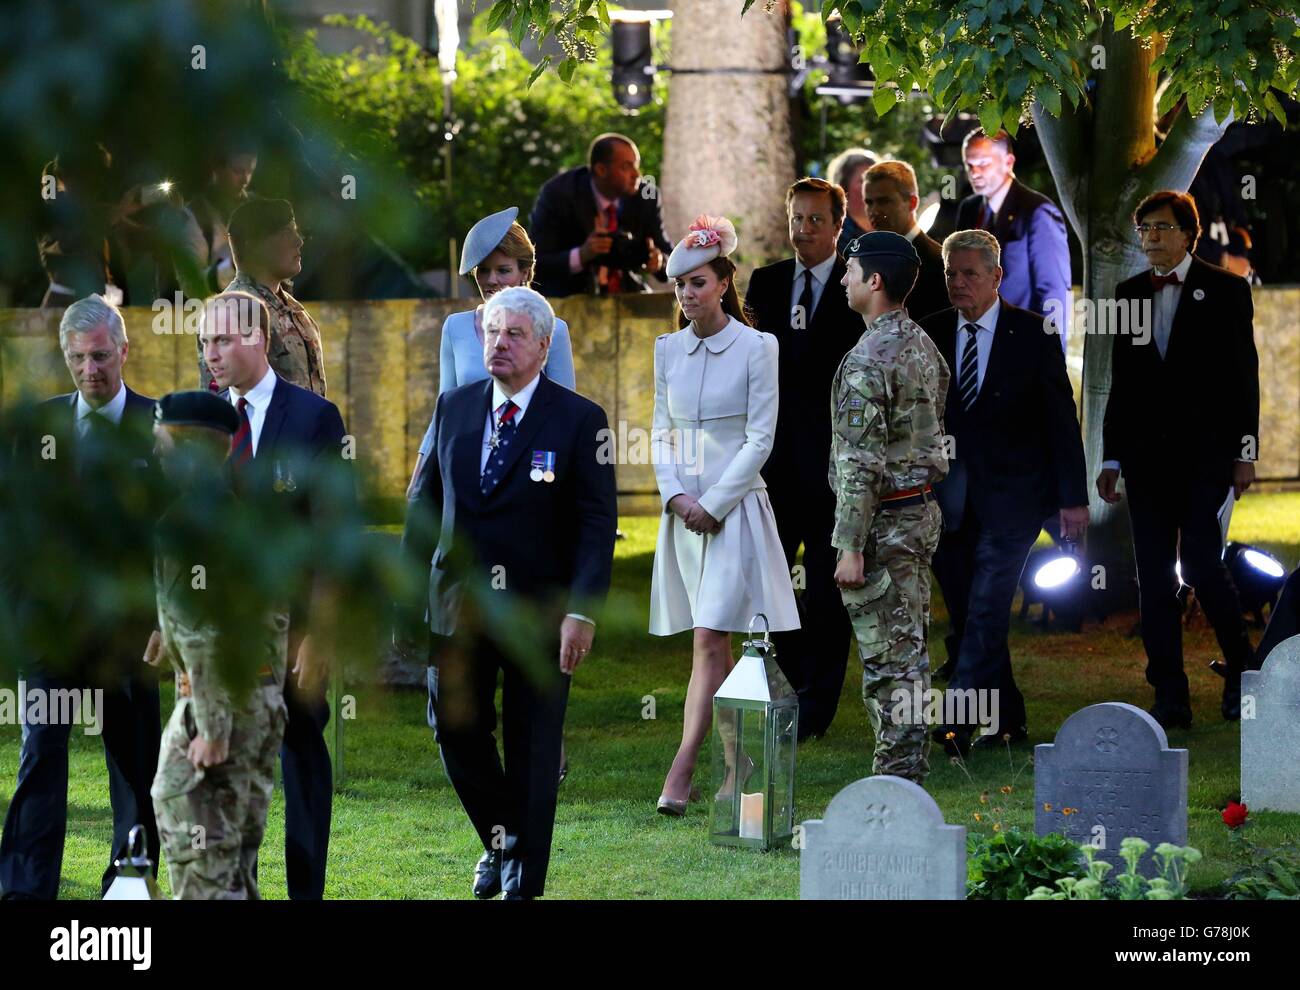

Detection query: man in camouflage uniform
xmin=148 ymin=390 xmax=288 ymax=899
xmin=829 ymin=231 xmax=950 ymax=784
xmin=197 ymin=198 xmax=327 ymax=396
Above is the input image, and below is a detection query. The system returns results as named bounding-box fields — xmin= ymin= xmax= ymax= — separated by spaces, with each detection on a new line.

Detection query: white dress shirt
xmin=953 ymin=298 xmax=1002 ymax=392
xmin=227 ymin=365 xmax=278 ymax=456
xmin=903 ymin=223 xmax=923 ymax=243
xmin=1151 ymin=250 xmax=1193 ymax=360
xmin=789 ymin=252 xmax=838 ymax=325
xmin=75 ymin=382 xmax=127 ymax=439
xmin=986 ymin=177 xmax=1013 ymax=218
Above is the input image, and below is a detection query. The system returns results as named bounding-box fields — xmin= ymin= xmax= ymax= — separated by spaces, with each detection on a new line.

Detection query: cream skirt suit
xmin=648 ymin=316 xmax=800 ymax=635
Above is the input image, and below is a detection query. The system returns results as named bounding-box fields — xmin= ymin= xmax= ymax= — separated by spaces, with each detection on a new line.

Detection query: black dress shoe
xmin=1148 ymin=704 xmax=1193 ymax=731
xmin=501 ymin=891 xmax=533 ymax=900
xmin=473 ymin=850 xmax=502 ymax=899
xmin=1221 ymin=676 xmax=1242 ymax=721
xmin=971 ymin=726 xmax=1029 ymax=749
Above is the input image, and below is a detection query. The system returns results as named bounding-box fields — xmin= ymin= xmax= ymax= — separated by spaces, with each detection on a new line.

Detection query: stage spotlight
xmin=814 ymin=15 xmax=874 ymax=103
xmin=610 ymin=11 xmax=665 ymax=112
xmin=1225 ymin=541 xmax=1287 ymax=623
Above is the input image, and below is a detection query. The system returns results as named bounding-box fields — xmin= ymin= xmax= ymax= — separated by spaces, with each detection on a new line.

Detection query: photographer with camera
xmin=529 ymin=133 xmax=672 ymax=298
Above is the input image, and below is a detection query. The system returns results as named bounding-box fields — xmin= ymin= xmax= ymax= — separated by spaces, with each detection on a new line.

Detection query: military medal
xmin=531 ymin=450 xmax=556 ymax=483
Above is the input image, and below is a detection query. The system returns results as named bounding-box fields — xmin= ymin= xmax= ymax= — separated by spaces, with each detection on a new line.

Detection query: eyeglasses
xmin=1135 ymin=223 xmax=1183 ymax=235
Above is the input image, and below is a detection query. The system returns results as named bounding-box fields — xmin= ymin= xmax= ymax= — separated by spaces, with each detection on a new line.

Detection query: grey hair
xmin=942 ymin=229 xmax=1002 ymax=270
xmin=827 ymin=147 xmax=879 ymax=192
xmin=59 ymin=293 xmax=127 ymax=352
xmin=482 ymin=286 xmax=555 ymax=341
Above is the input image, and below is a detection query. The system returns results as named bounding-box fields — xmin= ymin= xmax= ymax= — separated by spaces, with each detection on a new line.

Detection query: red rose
xmin=1222 ymin=801 xmax=1249 ymax=828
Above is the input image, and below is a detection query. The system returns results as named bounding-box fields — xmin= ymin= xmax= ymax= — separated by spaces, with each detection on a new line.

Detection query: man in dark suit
xmin=743 ymin=177 xmax=859 ymax=740
xmin=200 ymin=291 xmax=350 ymax=899
xmin=956 ymin=129 xmax=1072 ymax=347
xmin=530 ymin=133 xmax=672 ymax=298
xmin=402 ymin=286 xmax=617 ymax=899
xmin=0 ymin=294 xmax=162 ymax=900
xmin=861 ymin=160 xmax=949 ymax=322
xmin=920 ymin=231 xmax=1089 ymax=752
xmin=1098 ymin=190 xmax=1259 ymax=727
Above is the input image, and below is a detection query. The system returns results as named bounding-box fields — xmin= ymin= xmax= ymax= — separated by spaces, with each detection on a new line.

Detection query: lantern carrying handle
xmin=128 ymin=824 xmax=146 ymax=860
xmin=748 ymin=613 xmax=770 ymax=642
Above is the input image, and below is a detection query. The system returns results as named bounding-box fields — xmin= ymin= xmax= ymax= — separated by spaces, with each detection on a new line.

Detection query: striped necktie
xmin=959 ymin=324 xmax=981 ymax=411
xmin=229 ymin=397 xmax=253 ymax=468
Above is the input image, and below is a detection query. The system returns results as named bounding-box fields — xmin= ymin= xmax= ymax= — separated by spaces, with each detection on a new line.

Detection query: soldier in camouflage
xmin=148 ymin=391 xmax=288 ymax=899
xmin=829 ymin=231 xmax=950 ymax=784
xmin=197 ymin=198 xmax=328 ymax=396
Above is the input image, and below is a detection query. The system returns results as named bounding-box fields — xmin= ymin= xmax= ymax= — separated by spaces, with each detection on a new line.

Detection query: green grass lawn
xmin=4 ymin=492 xmax=1299 ymax=899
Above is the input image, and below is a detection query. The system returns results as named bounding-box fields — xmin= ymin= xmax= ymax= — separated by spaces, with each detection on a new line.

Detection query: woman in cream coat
xmin=649 ymin=216 xmax=798 ymax=814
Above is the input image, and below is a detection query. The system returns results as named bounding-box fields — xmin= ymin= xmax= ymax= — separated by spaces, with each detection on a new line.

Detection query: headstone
xmin=1035 ymin=702 xmax=1187 ymax=876
xmin=799 ymin=775 xmax=965 ymax=900
xmin=1242 ymin=634 xmax=1300 ymax=812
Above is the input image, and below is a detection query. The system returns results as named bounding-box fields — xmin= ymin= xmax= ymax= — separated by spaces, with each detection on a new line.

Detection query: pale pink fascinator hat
xmin=666 ymin=214 xmax=739 ymax=278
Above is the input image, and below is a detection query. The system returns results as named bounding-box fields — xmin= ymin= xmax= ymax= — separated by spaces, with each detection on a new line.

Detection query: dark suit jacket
xmin=956 ymin=179 xmax=1071 ymax=322
xmin=920 ymin=299 xmax=1087 ymax=533
xmin=20 ymin=386 xmax=160 ymax=672
xmin=1102 ymin=256 xmax=1259 ymax=486
xmin=907 ymin=230 xmax=950 ymax=323
xmin=403 ymin=374 xmax=617 ymax=636
xmin=743 ymin=256 xmax=861 ymax=498
xmin=218 ymin=375 xmax=351 ymax=625
xmin=529 ymin=166 xmax=673 ymax=298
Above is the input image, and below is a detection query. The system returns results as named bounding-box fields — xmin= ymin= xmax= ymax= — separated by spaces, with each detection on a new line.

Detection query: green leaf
xmin=1028 ymin=0 xmax=1044 ymax=15
xmin=1112 ymin=10 xmax=1132 ymax=32
xmin=509 ymin=11 xmax=529 ymax=48
xmin=558 ymin=57 xmax=578 ymax=84
xmin=943 ymin=18 xmax=962 ymax=43
xmin=1263 ymin=89 xmax=1288 ymax=127
xmin=873 ymin=84 xmax=899 ymax=116
xmin=576 ymin=16 xmax=600 ymax=33
xmin=1008 ymin=71 xmax=1030 ymax=102
xmin=1038 ymin=85 xmax=1062 ymax=117
xmin=979 ymin=100 xmax=1004 ymax=136
xmin=486 ymin=0 xmax=513 ymax=34
xmin=968 ymin=10 xmax=987 ymax=31
xmin=597 ymin=1 xmax=610 ymax=28
xmin=526 ymin=54 xmax=551 ymax=88
xmin=742 ymin=0 xmax=758 ymax=14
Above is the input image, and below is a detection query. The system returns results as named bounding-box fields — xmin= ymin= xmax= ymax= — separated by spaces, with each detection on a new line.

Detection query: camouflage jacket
xmin=829 ymin=307 xmax=950 ymax=552
xmin=198 ymin=272 xmax=327 ymax=396
xmin=154 ymin=496 xmax=289 ymax=744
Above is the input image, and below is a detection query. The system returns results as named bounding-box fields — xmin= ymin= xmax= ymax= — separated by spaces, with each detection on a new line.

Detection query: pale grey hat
xmin=459 ymin=206 xmax=519 ymax=275
xmin=666 ymin=214 xmax=739 ymax=278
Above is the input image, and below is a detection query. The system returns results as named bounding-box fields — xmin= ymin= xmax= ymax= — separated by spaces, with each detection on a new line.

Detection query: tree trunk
xmin=661 ymin=0 xmax=796 ymax=270
xmin=1032 ymin=17 xmax=1230 ymax=603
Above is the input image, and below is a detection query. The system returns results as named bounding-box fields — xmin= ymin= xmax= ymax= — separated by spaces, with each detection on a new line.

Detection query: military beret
xmin=227 ymin=198 xmax=295 ymax=245
xmin=154 ymin=390 xmax=241 ymax=435
xmin=843 ymin=230 xmax=919 ymax=265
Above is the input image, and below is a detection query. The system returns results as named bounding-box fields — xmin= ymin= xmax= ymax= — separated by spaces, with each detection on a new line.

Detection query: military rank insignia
xmin=847 ymin=396 xmax=866 ymax=428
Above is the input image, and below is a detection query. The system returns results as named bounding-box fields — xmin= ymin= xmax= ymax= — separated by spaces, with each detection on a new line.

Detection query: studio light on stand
xmin=814 ymin=15 xmax=874 ymax=103
xmin=1225 ymin=541 xmax=1287 ymax=623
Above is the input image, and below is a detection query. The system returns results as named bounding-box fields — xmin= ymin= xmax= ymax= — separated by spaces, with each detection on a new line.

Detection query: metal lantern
xmin=103 ymin=825 xmax=162 ymax=900
xmin=709 ymin=614 xmax=799 ymax=850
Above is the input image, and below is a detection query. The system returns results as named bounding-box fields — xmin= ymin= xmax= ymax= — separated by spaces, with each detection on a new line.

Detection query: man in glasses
xmin=1098 ymin=190 xmax=1260 ymax=728
xmin=197 ymin=198 xmax=327 ymax=398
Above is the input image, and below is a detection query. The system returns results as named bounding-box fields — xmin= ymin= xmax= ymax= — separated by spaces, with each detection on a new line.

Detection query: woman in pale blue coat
xmin=407 ymin=207 xmax=576 ymax=495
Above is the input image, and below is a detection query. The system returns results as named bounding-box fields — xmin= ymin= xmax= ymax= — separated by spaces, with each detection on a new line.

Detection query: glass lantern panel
xmin=710 ymin=703 xmax=770 ymax=842
xmin=768 ymin=702 xmax=798 ymax=841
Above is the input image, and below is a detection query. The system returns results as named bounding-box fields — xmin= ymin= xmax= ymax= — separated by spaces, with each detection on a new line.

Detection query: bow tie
xmin=1150 ymin=270 xmax=1182 ymax=289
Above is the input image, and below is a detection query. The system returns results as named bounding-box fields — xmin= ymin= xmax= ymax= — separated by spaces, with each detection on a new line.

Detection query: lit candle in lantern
xmin=738 ymin=791 xmax=765 ymax=840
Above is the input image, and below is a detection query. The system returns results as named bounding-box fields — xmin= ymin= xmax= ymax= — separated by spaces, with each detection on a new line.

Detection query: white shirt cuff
xmin=566 ymin=612 xmax=595 ymax=627
xmin=569 ymin=247 xmax=583 ymax=274
xmin=1101 ymin=460 xmax=1121 ymax=472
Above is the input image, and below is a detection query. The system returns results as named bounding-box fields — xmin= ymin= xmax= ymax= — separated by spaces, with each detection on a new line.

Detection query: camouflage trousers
xmin=151 ymin=690 xmax=286 ymax=899
xmin=839 ymin=500 xmax=942 ymax=784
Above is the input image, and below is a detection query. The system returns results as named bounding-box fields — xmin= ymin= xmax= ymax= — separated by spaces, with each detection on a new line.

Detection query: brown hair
xmin=786 ymin=176 xmax=846 ymax=227
xmin=674 ymin=257 xmax=752 ymax=329
xmin=863 ymin=160 xmax=918 ymax=199
xmin=207 ymin=291 xmax=272 ymax=354
xmin=1133 ymin=190 xmax=1201 ymax=250
xmin=476 ymin=222 xmax=536 ymax=284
